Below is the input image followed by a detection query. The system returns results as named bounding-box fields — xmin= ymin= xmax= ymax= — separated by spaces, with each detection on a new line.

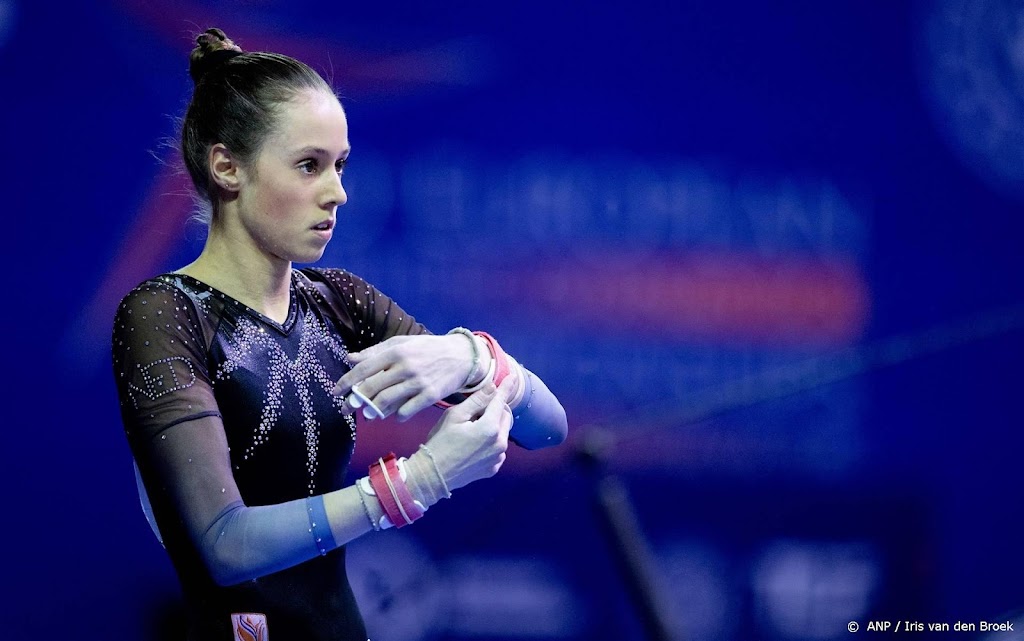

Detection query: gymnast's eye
xmin=298 ymin=159 xmax=318 ymax=175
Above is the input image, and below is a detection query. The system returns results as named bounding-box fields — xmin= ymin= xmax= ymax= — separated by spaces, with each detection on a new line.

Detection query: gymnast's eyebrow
xmin=293 ymin=145 xmax=351 ymax=159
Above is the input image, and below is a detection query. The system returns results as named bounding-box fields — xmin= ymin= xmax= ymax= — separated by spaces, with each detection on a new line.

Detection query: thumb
xmin=495 ymin=375 xmax=517 ymax=404
xmin=446 ymin=383 xmax=497 ymax=422
xmin=477 ymin=384 xmax=514 ymax=436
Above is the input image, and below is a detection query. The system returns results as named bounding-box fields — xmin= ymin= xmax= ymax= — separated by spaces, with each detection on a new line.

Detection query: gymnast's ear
xmin=208 ymin=143 xmax=243 ymax=193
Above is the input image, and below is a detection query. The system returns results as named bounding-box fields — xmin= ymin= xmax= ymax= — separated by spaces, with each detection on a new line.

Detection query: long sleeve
xmin=113 ymin=280 xmax=367 ymax=586
xmin=510 ymin=366 xmax=568 ymax=449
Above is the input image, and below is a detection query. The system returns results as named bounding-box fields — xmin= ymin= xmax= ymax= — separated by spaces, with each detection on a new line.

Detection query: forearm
xmin=203 ymin=454 xmax=451 ymax=586
xmin=201 ymin=490 xmax=369 ymax=586
xmin=322 ymin=485 xmax=376 ymax=546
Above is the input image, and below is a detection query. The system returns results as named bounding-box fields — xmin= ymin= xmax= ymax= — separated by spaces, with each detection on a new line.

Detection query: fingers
xmin=371 ymin=380 xmax=427 ymax=421
xmin=395 ymin=391 xmax=441 ymax=422
xmin=501 ymin=404 xmax=514 ymax=434
xmin=338 ymin=368 xmax=405 ymax=415
xmin=336 ymin=344 xmax=517 ymax=425
xmin=478 ymin=384 xmax=514 ymax=438
xmin=333 ymin=336 xmax=423 ymax=399
xmin=495 ymin=375 xmax=517 ymax=404
xmin=333 ymin=355 xmax=393 ymax=397
xmin=444 ymin=382 xmax=498 ymax=422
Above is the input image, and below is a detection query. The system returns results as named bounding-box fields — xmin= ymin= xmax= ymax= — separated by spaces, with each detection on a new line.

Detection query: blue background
xmin=3 ymin=1 xmax=1023 ymax=640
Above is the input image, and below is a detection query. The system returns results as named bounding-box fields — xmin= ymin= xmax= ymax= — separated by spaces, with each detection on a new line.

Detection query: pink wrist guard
xmin=471 ymin=331 xmax=511 ymax=388
xmin=435 ymin=330 xmax=513 ymax=409
xmin=368 ymin=453 xmax=424 ymax=528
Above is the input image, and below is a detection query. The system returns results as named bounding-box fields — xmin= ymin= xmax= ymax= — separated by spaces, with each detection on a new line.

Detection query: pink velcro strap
xmin=433 ymin=330 xmax=511 ymax=410
xmin=472 ymin=331 xmax=511 ymax=387
xmin=383 ymin=456 xmax=425 ymax=524
xmin=369 ymin=453 xmax=424 ymax=528
xmin=368 ymin=454 xmax=406 ymax=527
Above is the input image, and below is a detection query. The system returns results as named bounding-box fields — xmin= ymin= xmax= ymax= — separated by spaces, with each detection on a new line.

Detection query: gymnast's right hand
xmin=421 ymin=378 xmax=515 ymax=491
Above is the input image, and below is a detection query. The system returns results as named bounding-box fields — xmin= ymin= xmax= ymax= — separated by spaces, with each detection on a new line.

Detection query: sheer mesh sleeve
xmin=509 ymin=366 xmax=569 ymax=449
xmin=112 ymin=281 xmax=336 ymax=586
xmin=304 ymin=268 xmax=429 ymax=350
xmin=112 ymin=281 xmax=220 ymax=443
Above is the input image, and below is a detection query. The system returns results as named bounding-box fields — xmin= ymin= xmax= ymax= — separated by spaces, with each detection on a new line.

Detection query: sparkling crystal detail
xmin=215 ymin=311 xmax=356 ymax=493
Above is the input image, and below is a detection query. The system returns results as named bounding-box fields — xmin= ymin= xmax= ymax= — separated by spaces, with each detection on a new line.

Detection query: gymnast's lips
xmin=311 ymin=218 xmax=335 ymax=231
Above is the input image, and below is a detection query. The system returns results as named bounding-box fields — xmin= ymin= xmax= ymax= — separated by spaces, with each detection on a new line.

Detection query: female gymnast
xmin=111 ymin=27 xmax=567 ymax=641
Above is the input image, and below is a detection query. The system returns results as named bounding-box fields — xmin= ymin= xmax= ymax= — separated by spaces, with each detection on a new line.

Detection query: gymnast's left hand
xmin=332 ymin=334 xmax=475 ymax=421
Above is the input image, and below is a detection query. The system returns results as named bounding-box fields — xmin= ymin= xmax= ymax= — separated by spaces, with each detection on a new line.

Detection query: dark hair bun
xmin=189 ymin=28 xmax=244 ymax=85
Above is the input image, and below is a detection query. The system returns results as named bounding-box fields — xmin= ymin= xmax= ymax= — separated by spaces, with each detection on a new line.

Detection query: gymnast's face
xmin=233 ymin=88 xmax=350 ymax=264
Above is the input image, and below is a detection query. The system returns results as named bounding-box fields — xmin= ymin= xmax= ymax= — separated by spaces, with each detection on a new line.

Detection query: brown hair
xmin=181 ymin=28 xmax=335 ymax=207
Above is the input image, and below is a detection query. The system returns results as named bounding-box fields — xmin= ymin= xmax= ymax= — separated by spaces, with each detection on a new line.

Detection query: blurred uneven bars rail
xmin=574 ymin=303 xmax=1024 ymax=641
xmin=579 ymin=303 xmax=1024 ymax=448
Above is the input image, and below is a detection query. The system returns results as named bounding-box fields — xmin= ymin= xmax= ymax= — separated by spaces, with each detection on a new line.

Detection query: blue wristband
xmin=306 ymin=496 xmax=337 ymax=556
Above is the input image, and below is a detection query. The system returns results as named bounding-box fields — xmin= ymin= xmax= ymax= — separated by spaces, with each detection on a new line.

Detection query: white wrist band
xmin=447 ymin=327 xmax=483 ymax=388
xmin=460 ymin=357 xmax=495 ymax=393
xmin=357 ymin=476 xmax=394 ymax=530
xmin=504 ymin=356 xmax=527 ymax=407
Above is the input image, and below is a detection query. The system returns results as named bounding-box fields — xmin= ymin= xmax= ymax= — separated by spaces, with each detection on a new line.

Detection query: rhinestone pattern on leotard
xmin=215 ymin=310 xmax=356 ymax=494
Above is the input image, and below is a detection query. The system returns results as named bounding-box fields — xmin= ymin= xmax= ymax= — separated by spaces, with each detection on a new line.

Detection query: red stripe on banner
xmin=512 ymin=251 xmax=870 ymax=345
xmin=113 ymin=0 xmax=486 ymax=93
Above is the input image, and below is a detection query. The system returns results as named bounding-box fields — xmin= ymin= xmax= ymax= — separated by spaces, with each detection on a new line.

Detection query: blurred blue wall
xmin=3 ymin=1 xmax=1023 ymax=640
